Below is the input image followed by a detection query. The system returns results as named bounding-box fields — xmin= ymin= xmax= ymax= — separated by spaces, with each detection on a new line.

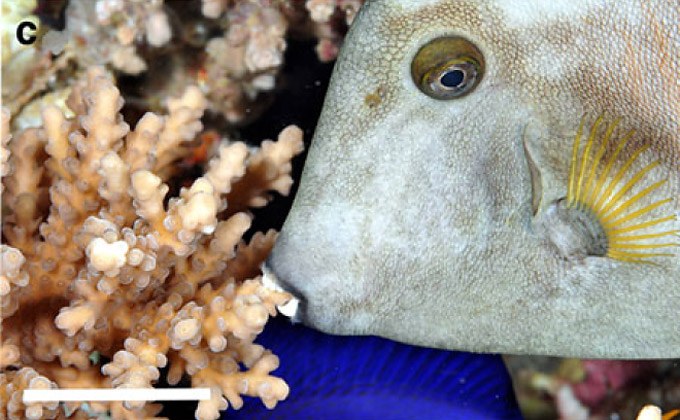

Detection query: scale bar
xmin=23 ymin=388 xmax=211 ymax=402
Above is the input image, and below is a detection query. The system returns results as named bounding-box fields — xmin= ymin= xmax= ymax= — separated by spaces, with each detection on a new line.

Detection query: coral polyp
xmin=566 ymin=116 xmax=678 ymax=262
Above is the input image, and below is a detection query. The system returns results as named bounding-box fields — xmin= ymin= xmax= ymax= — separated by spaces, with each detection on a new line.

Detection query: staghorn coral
xmin=8 ymin=0 xmax=363 ymax=130
xmin=62 ymin=0 xmax=172 ymax=75
xmin=7 ymin=0 xmax=173 ymax=129
xmin=1 ymin=0 xmax=72 ymax=118
xmin=1 ymin=0 xmax=39 ymax=66
xmin=1 ymin=66 xmax=303 ymax=419
xmin=202 ymin=0 xmax=289 ymax=123
xmin=303 ymin=0 xmax=364 ymax=62
xmin=199 ymin=0 xmax=364 ymax=122
xmin=200 ymin=0 xmax=364 ymax=62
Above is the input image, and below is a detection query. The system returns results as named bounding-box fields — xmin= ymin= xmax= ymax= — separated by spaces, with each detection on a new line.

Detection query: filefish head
xmin=267 ymin=0 xmax=679 ymax=357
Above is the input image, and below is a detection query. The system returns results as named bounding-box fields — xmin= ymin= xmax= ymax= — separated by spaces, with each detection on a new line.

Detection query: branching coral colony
xmin=0 ymin=66 xmax=304 ymax=420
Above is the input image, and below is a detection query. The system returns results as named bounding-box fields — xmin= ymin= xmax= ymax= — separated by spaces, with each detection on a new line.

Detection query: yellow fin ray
xmin=603 ymin=198 xmax=673 ymax=228
xmin=587 ymin=130 xmax=635 ymax=211
xmin=567 ymin=118 xmax=586 ymax=206
xmin=607 ymin=215 xmax=676 ymax=234
xmin=607 ymin=250 xmax=675 ymax=260
xmin=592 ymin=144 xmax=651 ymax=212
xmin=609 ymin=243 xmax=678 ymax=250
xmin=574 ymin=115 xmax=603 ymax=208
xmin=564 ymin=116 xmax=677 ymax=262
xmin=582 ymin=118 xmax=619 ymax=205
xmin=598 ymin=160 xmax=660 ymax=216
xmin=600 ymin=178 xmax=667 ymax=223
xmin=609 ymin=230 xmax=680 ymax=242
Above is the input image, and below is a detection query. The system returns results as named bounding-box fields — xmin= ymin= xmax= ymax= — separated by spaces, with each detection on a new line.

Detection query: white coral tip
xmin=173 ymin=318 xmax=201 ymax=341
xmin=87 ymin=238 xmax=130 ymax=272
xmin=131 ymin=171 xmax=162 ymax=199
xmin=145 ymin=11 xmax=172 ymax=47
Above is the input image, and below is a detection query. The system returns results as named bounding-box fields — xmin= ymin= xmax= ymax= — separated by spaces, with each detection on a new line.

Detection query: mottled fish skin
xmin=268 ymin=0 xmax=679 ymax=358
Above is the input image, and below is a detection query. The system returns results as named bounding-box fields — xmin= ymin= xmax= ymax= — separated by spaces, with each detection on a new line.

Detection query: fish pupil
xmin=440 ymin=69 xmax=465 ymax=88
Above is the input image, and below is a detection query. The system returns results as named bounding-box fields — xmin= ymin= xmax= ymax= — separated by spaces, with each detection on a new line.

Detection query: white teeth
xmin=261 ymin=263 xmax=300 ymax=319
xmin=277 ymin=295 xmax=300 ymax=319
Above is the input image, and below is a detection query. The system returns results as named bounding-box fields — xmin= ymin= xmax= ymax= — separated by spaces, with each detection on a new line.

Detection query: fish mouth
xmin=260 ymin=262 xmax=303 ymax=321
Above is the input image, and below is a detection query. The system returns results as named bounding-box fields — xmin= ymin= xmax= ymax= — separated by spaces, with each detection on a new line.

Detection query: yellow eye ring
xmin=411 ymin=36 xmax=485 ymax=99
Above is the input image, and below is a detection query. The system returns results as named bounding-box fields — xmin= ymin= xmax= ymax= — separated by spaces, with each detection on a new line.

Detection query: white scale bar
xmin=23 ymin=388 xmax=211 ymax=402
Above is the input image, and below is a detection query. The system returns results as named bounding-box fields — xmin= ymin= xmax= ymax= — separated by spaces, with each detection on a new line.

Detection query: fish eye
xmin=411 ymin=36 xmax=485 ymax=99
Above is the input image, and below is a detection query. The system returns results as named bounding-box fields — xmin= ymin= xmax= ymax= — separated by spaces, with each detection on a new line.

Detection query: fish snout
xmin=263 ymin=197 xmax=373 ymax=335
xmin=262 ymin=243 xmax=306 ymax=323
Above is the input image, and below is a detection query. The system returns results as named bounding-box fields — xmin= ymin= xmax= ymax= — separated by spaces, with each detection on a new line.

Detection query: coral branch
xmin=1 ymin=66 xmax=303 ymax=419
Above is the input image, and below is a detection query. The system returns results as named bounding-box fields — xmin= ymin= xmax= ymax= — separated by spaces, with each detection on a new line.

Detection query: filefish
xmin=267 ymin=0 xmax=679 ymax=358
